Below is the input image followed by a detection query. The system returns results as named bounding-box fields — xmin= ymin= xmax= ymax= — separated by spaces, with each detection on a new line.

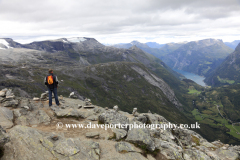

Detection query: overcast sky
xmin=0 ymin=0 xmax=240 ymax=44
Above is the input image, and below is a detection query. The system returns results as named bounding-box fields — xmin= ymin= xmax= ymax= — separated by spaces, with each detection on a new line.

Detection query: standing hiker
xmin=44 ymin=69 xmax=60 ymax=107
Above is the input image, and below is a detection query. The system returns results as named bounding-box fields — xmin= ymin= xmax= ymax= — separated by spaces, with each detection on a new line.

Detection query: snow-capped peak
xmin=0 ymin=39 xmax=13 ymax=50
xmin=66 ymin=37 xmax=87 ymax=43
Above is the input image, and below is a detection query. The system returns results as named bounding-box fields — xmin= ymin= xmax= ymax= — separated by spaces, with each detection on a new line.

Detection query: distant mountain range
xmin=205 ymin=43 xmax=240 ymax=86
xmin=111 ymin=40 xmax=186 ymax=59
xmin=145 ymin=42 xmax=165 ymax=48
xmin=161 ymin=39 xmax=234 ymax=76
xmin=224 ymin=40 xmax=240 ymax=49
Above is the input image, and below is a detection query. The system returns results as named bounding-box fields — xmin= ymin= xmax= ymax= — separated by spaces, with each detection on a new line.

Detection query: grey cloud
xmin=0 ymin=0 xmax=240 ymax=43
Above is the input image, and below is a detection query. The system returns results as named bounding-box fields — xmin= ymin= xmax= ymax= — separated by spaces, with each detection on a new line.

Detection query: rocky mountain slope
xmin=0 ymin=89 xmax=240 ymax=160
xmin=0 ymin=37 xmax=189 ymax=123
xmin=161 ymin=39 xmax=233 ymax=76
xmin=205 ymin=43 xmax=240 ymax=86
xmin=1 ymin=37 xmax=240 ymax=147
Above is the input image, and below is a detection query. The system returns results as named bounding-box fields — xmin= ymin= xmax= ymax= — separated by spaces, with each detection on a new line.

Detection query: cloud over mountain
xmin=0 ymin=0 xmax=240 ymax=44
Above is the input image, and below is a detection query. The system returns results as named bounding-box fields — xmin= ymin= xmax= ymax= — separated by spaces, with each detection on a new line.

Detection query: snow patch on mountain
xmin=0 ymin=39 xmax=12 ymax=50
xmin=67 ymin=37 xmax=86 ymax=43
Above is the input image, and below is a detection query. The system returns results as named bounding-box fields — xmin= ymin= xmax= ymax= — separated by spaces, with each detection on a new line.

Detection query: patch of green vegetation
xmin=188 ymin=89 xmax=201 ymax=94
xmin=205 ymin=61 xmax=212 ymax=64
xmin=217 ymin=76 xmax=235 ymax=84
xmin=191 ymin=109 xmax=203 ymax=121
xmin=225 ymin=125 xmax=240 ymax=139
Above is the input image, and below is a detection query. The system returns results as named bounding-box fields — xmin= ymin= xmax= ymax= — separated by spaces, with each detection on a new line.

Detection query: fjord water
xmin=174 ymin=69 xmax=206 ymax=86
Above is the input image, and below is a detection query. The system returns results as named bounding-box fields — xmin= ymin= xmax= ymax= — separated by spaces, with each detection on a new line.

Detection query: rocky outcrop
xmin=126 ymin=128 xmax=155 ymax=151
xmin=98 ymin=109 xmax=129 ymax=129
xmin=2 ymin=125 xmax=101 ymax=160
xmin=0 ymin=89 xmax=19 ymax=108
xmin=0 ymin=89 xmax=239 ymax=160
xmin=0 ymin=107 xmax=14 ymax=129
xmin=131 ymin=66 xmax=182 ymax=108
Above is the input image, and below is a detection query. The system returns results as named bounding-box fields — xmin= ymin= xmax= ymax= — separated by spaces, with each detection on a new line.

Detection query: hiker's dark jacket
xmin=44 ymin=73 xmax=58 ymax=90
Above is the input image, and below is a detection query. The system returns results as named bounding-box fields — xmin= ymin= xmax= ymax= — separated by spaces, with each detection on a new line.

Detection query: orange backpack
xmin=47 ymin=75 xmax=54 ymax=85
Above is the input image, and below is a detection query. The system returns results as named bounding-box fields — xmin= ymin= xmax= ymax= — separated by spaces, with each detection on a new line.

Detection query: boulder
xmin=154 ymin=138 xmax=183 ymax=159
xmin=98 ymin=110 xmax=129 ymax=130
xmin=19 ymin=99 xmax=31 ymax=109
xmin=53 ymin=138 xmax=80 ymax=156
xmin=213 ymin=148 xmax=239 ymax=160
xmin=85 ymin=132 xmax=100 ymax=139
xmin=69 ymin=92 xmax=77 ymax=99
xmin=93 ymin=107 xmax=105 ymax=113
xmin=5 ymin=89 xmax=13 ymax=97
xmin=113 ymin=105 xmax=119 ymax=112
xmin=15 ymin=110 xmax=51 ymax=126
xmin=87 ymin=115 xmax=98 ymax=121
xmin=132 ymin=108 xmax=137 ymax=115
xmin=33 ymin=97 xmax=40 ymax=101
xmin=183 ymin=149 xmax=211 ymax=160
xmin=55 ymin=108 xmax=94 ymax=119
xmin=0 ymin=107 xmax=14 ymax=129
xmin=142 ymin=113 xmax=168 ymax=124
xmin=173 ymin=128 xmax=194 ymax=146
xmin=126 ymin=128 xmax=155 ymax=151
xmin=134 ymin=115 xmax=147 ymax=124
xmin=0 ymin=91 xmax=6 ymax=97
xmin=40 ymin=93 xmax=48 ymax=100
xmin=115 ymin=142 xmax=136 ymax=153
xmin=5 ymin=96 xmax=15 ymax=100
xmin=112 ymin=128 xmax=127 ymax=140
xmin=3 ymin=100 xmax=18 ymax=107
xmin=99 ymin=140 xmax=147 ymax=160
xmin=37 ymin=110 xmax=51 ymax=125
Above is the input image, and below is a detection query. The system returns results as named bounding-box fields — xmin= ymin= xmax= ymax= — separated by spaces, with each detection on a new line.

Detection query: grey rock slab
xmin=5 ymin=89 xmax=13 ymax=97
xmin=54 ymin=138 xmax=80 ymax=156
xmin=0 ymin=107 xmax=13 ymax=129
xmin=183 ymin=149 xmax=211 ymax=160
xmin=126 ymin=128 xmax=155 ymax=151
xmin=1 ymin=125 xmax=54 ymax=160
xmin=87 ymin=115 xmax=98 ymax=121
xmin=99 ymin=110 xmax=129 ymax=130
xmin=3 ymin=100 xmax=18 ymax=107
xmin=85 ymin=131 xmax=100 ymax=138
xmin=15 ymin=109 xmax=51 ymax=126
xmin=115 ymin=142 xmax=136 ymax=153
xmin=37 ymin=110 xmax=51 ymax=125
xmin=83 ymin=105 xmax=95 ymax=109
xmin=112 ymin=128 xmax=127 ymax=140
xmin=55 ymin=108 xmax=93 ymax=118
xmin=154 ymin=138 xmax=183 ymax=159
xmin=213 ymin=148 xmax=239 ymax=160
xmin=0 ymin=91 xmax=6 ymax=97
xmin=2 ymin=125 xmax=101 ymax=160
